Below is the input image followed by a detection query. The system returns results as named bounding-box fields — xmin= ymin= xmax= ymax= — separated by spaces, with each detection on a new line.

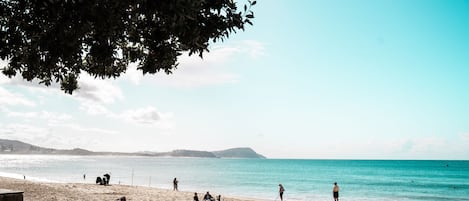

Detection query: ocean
xmin=0 ymin=155 xmax=468 ymax=201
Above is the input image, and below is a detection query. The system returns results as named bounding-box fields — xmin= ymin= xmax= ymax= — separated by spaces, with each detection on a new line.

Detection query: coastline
xmin=1 ymin=157 xmax=467 ymax=201
xmin=0 ymin=176 xmax=262 ymax=201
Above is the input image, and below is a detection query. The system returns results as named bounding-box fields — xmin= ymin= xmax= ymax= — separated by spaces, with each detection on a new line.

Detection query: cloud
xmin=1 ymin=69 xmax=123 ymax=104
xmin=122 ymin=40 xmax=265 ymax=87
xmin=2 ymin=40 xmax=265 ymax=100
xmin=124 ymin=63 xmax=143 ymax=85
xmin=0 ymin=123 xmax=51 ymax=142
xmin=6 ymin=111 xmax=72 ymax=124
xmin=73 ymin=74 xmax=124 ymax=104
xmin=0 ymin=87 xmax=36 ymax=107
xmin=78 ymin=102 xmax=174 ymax=128
xmin=79 ymin=100 xmax=111 ymax=116
xmin=118 ymin=107 xmax=174 ymax=129
xmin=241 ymin=40 xmax=266 ymax=58
xmin=120 ymin=107 xmax=160 ymax=124
xmin=0 ymin=122 xmax=118 ymax=150
xmin=48 ymin=123 xmax=119 ymax=135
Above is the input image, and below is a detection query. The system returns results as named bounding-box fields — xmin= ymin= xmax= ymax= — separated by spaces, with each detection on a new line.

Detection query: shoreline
xmin=0 ymin=176 xmax=263 ymax=201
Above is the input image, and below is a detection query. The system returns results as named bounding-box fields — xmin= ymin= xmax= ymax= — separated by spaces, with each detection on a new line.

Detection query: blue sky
xmin=1 ymin=0 xmax=468 ymax=159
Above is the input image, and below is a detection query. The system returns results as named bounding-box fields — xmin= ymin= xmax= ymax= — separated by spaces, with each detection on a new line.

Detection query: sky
xmin=1 ymin=0 xmax=469 ymax=159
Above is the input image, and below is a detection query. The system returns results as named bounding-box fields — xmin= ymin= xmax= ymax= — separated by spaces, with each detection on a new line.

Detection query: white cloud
xmin=241 ymin=40 xmax=266 ymax=58
xmin=124 ymin=63 xmax=143 ymax=85
xmin=79 ymin=101 xmax=111 ymax=116
xmin=78 ymin=102 xmax=174 ymax=128
xmin=120 ymin=106 xmax=160 ymax=124
xmin=122 ymin=40 xmax=265 ymax=87
xmin=73 ymin=74 xmax=124 ymax=104
xmin=1 ymin=70 xmax=123 ymax=105
xmin=119 ymin=106 xmax=174 ymax=129
xmin=0 ymin=122 xmax=119 ymax=150
xmin=0 ymin=87 xmax=36 ymax=107
xmin=7 ymin=111 xmax=72 ymax=124
xmin=49 ymin=123 xmax=119 ymax=135
xmin=0 ymin=123 xmax=51 ymax=142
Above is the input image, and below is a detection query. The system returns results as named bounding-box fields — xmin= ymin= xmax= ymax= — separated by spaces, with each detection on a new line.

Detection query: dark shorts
xmin=333 ymin=192 xmax=339 ymax=198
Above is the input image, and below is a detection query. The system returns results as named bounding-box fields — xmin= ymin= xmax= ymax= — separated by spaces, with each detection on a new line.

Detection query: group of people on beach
xmin=277 ymin=182 xmax=340 ymax=201
xmin=95 ymin=173 xmax=111 ymax=185
xmin=94 ymin=174 xmax=339 ymax=200
xmin=174 ymin=178 xmax=221 ymax=201
xmin=177 ymin=177 xmax=340 ymax=201
xmin=193 ymin=192 xmax=221 ymax=201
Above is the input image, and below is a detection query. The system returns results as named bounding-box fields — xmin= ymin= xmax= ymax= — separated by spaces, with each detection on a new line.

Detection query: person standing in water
xmin=333 ymin=182 xmax=339 ymax=201
xmin=278 ymin=184 xmax=285 ymax=201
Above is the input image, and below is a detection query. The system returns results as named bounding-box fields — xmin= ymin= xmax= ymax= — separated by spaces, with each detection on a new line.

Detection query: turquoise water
xmin=0 ymin=155 xmax=468 ymax=201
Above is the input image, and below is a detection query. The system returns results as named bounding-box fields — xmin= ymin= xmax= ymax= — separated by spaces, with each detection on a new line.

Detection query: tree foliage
xmin=0 ymin=0 xmax=255 ymax=93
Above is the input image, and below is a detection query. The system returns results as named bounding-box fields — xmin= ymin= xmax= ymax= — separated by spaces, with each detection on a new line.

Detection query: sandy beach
xmin=0 ymin=177 xmax=260 ymax=201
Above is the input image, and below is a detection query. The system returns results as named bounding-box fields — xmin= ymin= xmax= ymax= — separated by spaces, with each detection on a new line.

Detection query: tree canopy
xmin=0 ymin=0 xmax=255 ymax=93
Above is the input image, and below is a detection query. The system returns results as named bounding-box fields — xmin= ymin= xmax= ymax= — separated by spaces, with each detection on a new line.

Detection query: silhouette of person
xmin=193 ymin=192 xmax=199 ymax=201
xmin=203 ymin=191 xmax=213 ymax=201
xmin=279 ymin=184 xmax=285 ymax=201
xmin=173 ymin=177 xmax=179 ymax=191
xmin=96 ymin=176 xmax=102 ymax=184
xmin=104 ymin=173 xmax=110 ymax=185
xmin=333 ymin=182 xmax=340 ymax=201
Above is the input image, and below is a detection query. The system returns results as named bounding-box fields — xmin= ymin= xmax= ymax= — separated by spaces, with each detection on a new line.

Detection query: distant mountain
xmin=213 ymin=147 xmax=266 ymax=158
xmin=0 ymin=139 xmax=266 ymax=158
xmin=155 ymin=150 xmax=217 ymax=158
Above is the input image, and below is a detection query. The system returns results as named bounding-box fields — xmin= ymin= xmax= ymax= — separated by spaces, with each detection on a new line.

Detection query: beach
xmin=0 ymin=177 xmax=259 ymax=201
xmin=1 ymin=156 xmax=468 ymax=201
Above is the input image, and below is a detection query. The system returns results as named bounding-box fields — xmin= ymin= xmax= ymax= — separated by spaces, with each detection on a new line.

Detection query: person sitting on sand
xmin=203 ymin=191 xmax=214 ymax=201
xmin=193 ymin=192 xmax=199 ymax=201
xmin=96 ymin=177 xmax=102 ymax=185
xmin=104 ymin=173 xmax=111 ymax=185
xmin=279 ymin=184 xmax=285 ymax=201
xmin=333 ymin=182 xmax=339 ymax=201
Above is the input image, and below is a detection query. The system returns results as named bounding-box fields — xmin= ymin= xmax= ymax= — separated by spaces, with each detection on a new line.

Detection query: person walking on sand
xmin=278 ymin=184 xmax=285 ymax=201
xmin=333 ymin=182 xmax=339 ymax=201
xmin=193 ymin=192 xmax=199 ymax=201
xmin=173 ymin=178 xmax=179 ymax=191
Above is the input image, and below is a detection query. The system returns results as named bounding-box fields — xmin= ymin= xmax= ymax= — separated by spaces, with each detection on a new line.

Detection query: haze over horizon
xmin=1 ymin=0 xmax=468 ymax=160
